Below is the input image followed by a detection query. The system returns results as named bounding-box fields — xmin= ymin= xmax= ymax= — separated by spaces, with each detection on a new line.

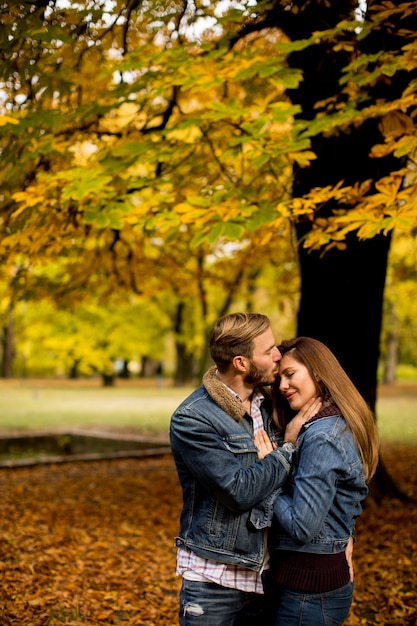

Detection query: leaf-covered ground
xmin=1 ymin=443 xmax=416 ymax=625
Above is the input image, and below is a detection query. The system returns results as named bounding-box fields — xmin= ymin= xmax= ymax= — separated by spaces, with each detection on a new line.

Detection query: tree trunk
xmin=382 ymin=305 xmax=398 ymax=384
xmin=267 ymin=0 xmax=416 ymax=501
xmin=383 ymin=330 xmax=398 ymax=385
xmin=174 ymin=341 xmax=196 ymax=387
xmin=102 ymin=373 xmax=115 ymax=387
xmin=1 ymin=303 xmax=14 ymax=378
xmin=69 ymin=359 xmax=80 ymax=379
xmin=296 ymin=233 xmax=390 ymax=408
xmin=141 ymin=356 xmax=151 ymax=377
xmin=173 ymin=302 xmax=197 ymax=386
xmin=118 ymin=359 xmax=130 ymax=379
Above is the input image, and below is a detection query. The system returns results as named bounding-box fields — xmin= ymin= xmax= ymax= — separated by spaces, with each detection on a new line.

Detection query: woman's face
xmin=278 ymin=353 xmax=317 ymax=411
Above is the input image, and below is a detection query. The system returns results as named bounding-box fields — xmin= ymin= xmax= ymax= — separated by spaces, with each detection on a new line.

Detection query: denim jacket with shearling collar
xmin=170 ymin=366 xmax=292 ymax=571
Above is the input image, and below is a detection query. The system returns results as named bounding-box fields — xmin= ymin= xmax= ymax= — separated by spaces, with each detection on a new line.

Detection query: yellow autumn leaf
xmin=379 ymin=110 xmax=415 ymax=139
xmin=274 ymin=202 xmax=291 ymax=218
xmin=178 ymin=208 xmax=209 ymax=223
xmin=0 ymin=114 xmax=19 ymax=126
xmin=12 ymin=191 xmax=44 ymax=213
xmin=258 ymin=230 xmax=273 ymax=245
xmin=370 ymin=143 xmax=392 ymax=158
xmin=175 ymin=202 xmax=195 ymax=214
xmin=288 ymin=150 xmax=317 ymax=167
xmin=125 ymin=162 xmax=153 ymax=178
xmin=291 ymin=198 xmax=304 ymax=212
xmin=374 ymin=176 xmax=402 ymax=201
xmin=166 ymin=126 xmax=202 ymax=143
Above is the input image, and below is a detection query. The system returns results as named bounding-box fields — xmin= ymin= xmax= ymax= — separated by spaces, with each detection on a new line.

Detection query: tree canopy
xmin=1 ymin=0 xmax=417 ymax=380
xmin=2 ymin=1 xmax=416 ymax=260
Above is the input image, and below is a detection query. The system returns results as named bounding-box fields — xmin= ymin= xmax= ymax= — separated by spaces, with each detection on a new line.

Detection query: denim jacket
xmin=170 ymin=367 xmax=292 ymax=571
xmin=272 ymin=413 xmax=368 ymax=555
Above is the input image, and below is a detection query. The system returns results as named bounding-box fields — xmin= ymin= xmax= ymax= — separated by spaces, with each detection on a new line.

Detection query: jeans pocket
xmin=276 ymin=582 xmax=353 ymax=626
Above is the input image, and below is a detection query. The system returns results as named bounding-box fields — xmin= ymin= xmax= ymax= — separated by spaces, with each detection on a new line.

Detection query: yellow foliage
xmin=124 ymin=162 xmax=153 ymax=178
xmin=289 ymin=197 xmax=316 ymax=217
xmin=2 ymin=0 xmax=417 ymax=286
xmin=258 ymin=230 xmax=274 ymax=245
xmin=288 ymin=150 xmax=317 ymax=167
xmin=99 ymin=107 xmax=148 ymax=133
xmin=12 ymin=190 xmax=43 ymax=213
xmin=0 ymin=115 xmax=19 ymax=126
xmin=269 ymin=121 xmax=293 ymax=136
xmin=298 ymin=168 xmax=417 ymax=251
xmin=370 ymin=143 xmax=393 ymax=158
xmin=275 ymin=203 xmax=291 ymax=218
xmin=379 ymin=110 xmax=415 ymax=139
xmin=374 ymin=175 xmax=403 ymax=202
xmin=166 ymin=126 xmax=202 ymax=143
xmin=68 ymin=141 xmax=99 ymax=166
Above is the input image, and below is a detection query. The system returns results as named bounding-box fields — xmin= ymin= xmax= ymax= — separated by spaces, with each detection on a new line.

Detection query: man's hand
xmin=255 ymin=397 xmax=322 ymax=460
xmin=283 ymin=397 xmax=322 ymax=444
xmin=254 ymin=429 xmax=276 ymax=460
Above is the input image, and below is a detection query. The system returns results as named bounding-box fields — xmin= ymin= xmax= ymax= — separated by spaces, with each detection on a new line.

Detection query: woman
xmin=256 ymin=336 xmax=379 ymax=626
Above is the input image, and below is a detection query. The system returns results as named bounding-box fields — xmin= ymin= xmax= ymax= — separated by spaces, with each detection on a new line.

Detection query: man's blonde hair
xmin=209 ymin=312 xmax=271 ymax=373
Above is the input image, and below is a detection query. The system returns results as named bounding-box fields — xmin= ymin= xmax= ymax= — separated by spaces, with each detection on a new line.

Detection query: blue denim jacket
xmin=272 ymin=413 xmax=368 ymax=555
xmin=170 ymin=368 xmax=292 ymax=571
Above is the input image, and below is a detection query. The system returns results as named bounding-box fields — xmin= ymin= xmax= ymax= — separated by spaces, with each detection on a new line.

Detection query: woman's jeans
xmin=274 ymin=581 xmax=354 ymax=626
xmin=179 ymin=578 xmax=272 ymax=626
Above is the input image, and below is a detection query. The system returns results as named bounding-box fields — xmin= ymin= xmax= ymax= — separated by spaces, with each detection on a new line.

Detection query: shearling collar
xmin=202 ymin=366 xmax=248 ymax=423
xmin=202 ymin=366 xmax=275 ymax=424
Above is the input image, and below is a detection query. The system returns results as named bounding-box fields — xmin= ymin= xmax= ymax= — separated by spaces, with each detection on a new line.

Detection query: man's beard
xmin=244 ymin=359 xmax=275 ymax=386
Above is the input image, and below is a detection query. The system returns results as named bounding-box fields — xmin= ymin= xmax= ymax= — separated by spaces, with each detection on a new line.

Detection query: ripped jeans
xmin=179 ymin=579 xmax=272 ymax=626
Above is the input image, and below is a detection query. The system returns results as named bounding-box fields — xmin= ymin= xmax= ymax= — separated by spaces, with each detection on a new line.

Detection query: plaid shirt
xmin=176 ymin=387 xmax=268 ymax=594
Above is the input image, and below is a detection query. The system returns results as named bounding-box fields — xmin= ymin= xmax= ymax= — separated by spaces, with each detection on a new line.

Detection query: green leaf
xmin=207 ymin=222 xmax=225 ymax=243
xmin=190 ymin=229 xmax=209 ymax=248
xmin=222 ymin=222 xmax=245 ymax=240
xmin=188 ymin=196 xmax=212 ymax=207
xmin=252 ymin=153 xmax=270 ymax=169
xmin=94 ymin=213 xmax=110 ymax=228
xmin=59 ymin=169 xmax=114 ymax=201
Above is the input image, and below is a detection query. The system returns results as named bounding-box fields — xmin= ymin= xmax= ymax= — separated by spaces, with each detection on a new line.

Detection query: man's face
xmin=243 ymin=327 xmax=281 ymax=386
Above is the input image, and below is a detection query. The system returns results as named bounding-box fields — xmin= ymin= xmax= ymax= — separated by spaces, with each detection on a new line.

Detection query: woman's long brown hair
xmin=276 ymin=337 xmax=379 ymax=481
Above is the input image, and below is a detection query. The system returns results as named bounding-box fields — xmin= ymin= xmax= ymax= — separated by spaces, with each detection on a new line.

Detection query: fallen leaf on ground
xmin=0 ymin=443 xmax=416 ymax=625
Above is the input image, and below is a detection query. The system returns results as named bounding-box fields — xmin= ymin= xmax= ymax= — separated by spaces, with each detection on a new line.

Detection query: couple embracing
xmin=170 ymin=312 xmax=378 ymax=626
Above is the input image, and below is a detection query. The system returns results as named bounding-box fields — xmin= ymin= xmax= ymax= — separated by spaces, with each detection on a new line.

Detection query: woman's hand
xmin=283 ymin=397 xmax=322 ymax=444
xmin=254 ymin=429 xmax=276 ymax=460
xmin=346 ymin=536 xmax=354 ymax=582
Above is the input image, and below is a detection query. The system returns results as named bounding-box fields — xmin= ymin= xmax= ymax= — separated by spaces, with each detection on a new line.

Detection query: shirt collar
xmin=215 ymin=370 xmax=265 ymax=405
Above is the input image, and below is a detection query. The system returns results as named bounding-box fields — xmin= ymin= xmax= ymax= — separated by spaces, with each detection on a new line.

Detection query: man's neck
xmin=216 ymin=371 xmax=254 ymax=406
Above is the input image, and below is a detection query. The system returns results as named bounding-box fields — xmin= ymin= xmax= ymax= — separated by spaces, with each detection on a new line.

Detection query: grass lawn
xmin=0 ymin=378 xmax=415 ymax=443
xmin=377 ymin=395 xmax=417 ymax=442
xmin=0 ymin=379 xmax=193 ymax=438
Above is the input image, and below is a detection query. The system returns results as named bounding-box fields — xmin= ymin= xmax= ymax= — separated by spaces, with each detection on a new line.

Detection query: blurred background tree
xmin=0 ymin=0 xmax=416 ymax=403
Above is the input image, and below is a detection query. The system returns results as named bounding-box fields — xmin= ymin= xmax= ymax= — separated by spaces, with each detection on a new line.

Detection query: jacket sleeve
xmin=272 ymin=429 xmax=345 ymax=542
xmin=170 ymin=408 xmax=292 ymax=513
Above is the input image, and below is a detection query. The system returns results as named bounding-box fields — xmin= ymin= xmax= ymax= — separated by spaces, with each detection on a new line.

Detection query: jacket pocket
xmin=206 ymin=497 xmax=240 ymax=549
xmin=222 ymin=433 xmax=257 ymax=458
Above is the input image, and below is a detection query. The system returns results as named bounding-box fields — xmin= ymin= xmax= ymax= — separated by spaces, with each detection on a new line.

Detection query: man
xmin=170 ymin=313 xmax=320 ymax=625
